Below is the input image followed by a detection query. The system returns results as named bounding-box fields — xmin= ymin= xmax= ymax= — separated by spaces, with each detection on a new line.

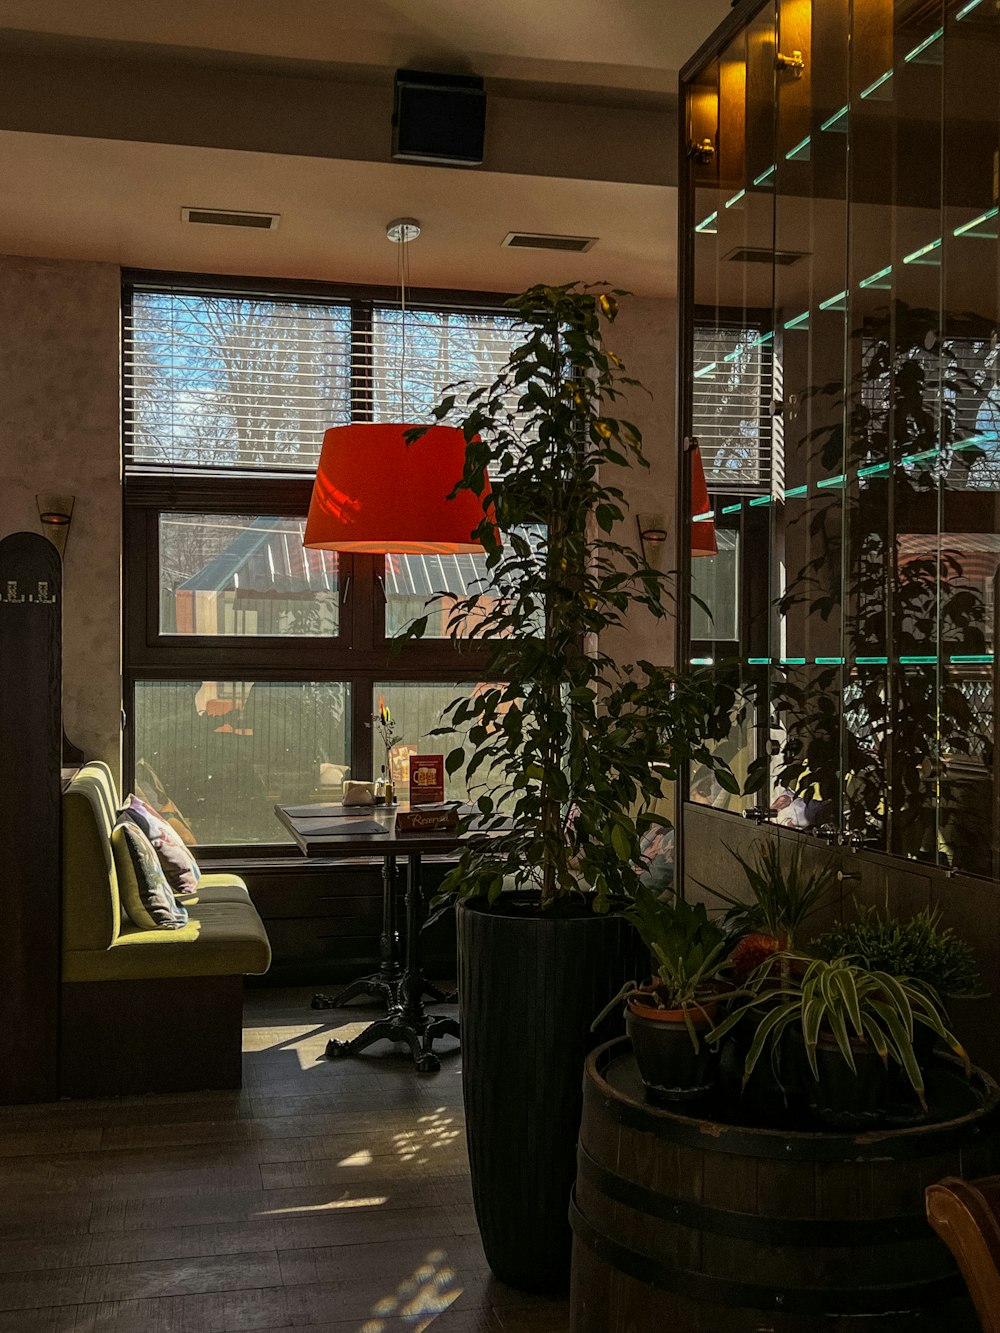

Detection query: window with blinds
xmin=124 ymin=287 xmax=521 ymax=473
xmin=693 ymin=324 xmax=772 ymax=494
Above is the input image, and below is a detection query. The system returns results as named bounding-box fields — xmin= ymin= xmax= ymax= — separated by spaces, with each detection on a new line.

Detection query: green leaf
xmin=446 ymin=748 xmax=466 ymax=776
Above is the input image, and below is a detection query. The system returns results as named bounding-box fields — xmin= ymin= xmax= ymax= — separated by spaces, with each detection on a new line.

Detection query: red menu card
xmin=409 ymin=754 xmax=444 ymax=805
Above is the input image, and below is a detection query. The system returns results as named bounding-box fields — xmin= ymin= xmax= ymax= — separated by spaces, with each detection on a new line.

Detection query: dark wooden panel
xmin=60 ymin=975 xmax=245 ymax=1096
xmin=229 ymin=859 xmax=457 ymax=984
xmin=0 ymin=532 xmax=62 ymax=1104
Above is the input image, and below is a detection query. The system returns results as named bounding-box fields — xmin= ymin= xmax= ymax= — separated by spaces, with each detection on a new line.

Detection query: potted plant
xmin=702 ymin=839 xmax=840 ymax=981
xmin=814 ymin=903 xmax=982 ymax=1000
xmin=707 ymin=953 xmax=970 ymax=1128
xmin=595 ymin=884 xmax=732 ymax=1101
xmin=408 ymin=282 xmax=752 ymax=1291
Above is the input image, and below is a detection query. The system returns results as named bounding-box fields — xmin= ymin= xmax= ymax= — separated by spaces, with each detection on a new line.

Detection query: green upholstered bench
xmin=60 ymin=762 xmax=271 ymax=1096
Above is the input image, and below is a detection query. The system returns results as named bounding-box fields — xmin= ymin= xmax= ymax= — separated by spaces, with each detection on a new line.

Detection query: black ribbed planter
xmin=457 ymin=895 xmax=643 ymax=1294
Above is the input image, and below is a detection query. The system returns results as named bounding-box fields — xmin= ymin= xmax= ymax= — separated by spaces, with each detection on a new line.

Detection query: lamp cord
xmin=397 ymin=237 xmax=410 ymax=417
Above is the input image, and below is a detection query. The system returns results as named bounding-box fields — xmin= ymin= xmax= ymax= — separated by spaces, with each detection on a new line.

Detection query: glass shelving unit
xmin=680 ymin=0 xmax=1000 ymax=878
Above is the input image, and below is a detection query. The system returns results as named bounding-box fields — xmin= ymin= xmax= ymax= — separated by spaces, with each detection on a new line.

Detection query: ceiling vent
xmin=181 ymin=207 xmax=280 ymax=230
xmin=726 ymin=245 xmax=806 ymax=266
xmin=501 ymin=232 xmax=597 ymax=253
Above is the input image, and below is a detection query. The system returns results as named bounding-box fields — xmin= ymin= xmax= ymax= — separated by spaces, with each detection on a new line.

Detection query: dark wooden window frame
xmin=123 ymin=272 xmax=514 ymax=857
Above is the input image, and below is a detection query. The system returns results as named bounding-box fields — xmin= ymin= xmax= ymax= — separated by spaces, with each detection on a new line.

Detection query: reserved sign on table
xmin=396 ymin=805 xmax=459 ymax=833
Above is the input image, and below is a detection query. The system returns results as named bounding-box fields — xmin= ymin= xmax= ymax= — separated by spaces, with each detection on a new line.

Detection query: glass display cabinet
xmin=679 ymin=0 xmax=1000 ymax=878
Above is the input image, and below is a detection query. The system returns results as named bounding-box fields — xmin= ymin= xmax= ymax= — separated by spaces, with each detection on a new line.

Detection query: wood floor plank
xmin=0 ymin=990 xmax=568 ymax=1333
xmin=0 ymin=1203 xmax=466 ymax=1275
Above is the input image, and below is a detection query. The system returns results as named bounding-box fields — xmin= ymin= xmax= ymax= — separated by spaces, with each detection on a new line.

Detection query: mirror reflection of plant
xmin=770 ymin=302 xmax=994 ymax=859
xmin=407 ymin=282 xmax=760 ymax=911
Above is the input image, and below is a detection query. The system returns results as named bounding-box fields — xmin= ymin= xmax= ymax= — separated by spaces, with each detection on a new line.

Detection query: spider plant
xmin=706 ymin=953 xmax=969 ymax=1110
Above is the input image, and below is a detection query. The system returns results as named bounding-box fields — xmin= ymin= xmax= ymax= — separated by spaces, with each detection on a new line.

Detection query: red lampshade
xmin=690 ymin=441 xmax=718 ymax=558
xmin=303 ymin=423 xmax=495 ymax=554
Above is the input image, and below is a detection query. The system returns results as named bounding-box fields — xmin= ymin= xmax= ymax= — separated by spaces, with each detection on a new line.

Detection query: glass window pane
xmin=372 ymin=308 xmax=518 ymax=422
xmin=127 ymin=292 xmax=352 ymax=470
xmin=384 ymin=525 xmax=544 ymax=639
xmin=133 ymin=680 xmax=350 ymax=844
xmin=384 ymin=550 xmax=490 ymax=639
xmin=690 ymin=528 xmax=739 ymax=641
xmin=694 ymin=325 xmax=772 ymax=493
xmin=158 ymin=514 xmax=338 ymax=637
xmin=373 ymin=681 xmax=503 ymax=803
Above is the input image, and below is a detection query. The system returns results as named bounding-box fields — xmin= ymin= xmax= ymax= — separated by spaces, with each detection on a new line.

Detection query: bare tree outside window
xmin=128 ymin=293 xmax=352 ymax=469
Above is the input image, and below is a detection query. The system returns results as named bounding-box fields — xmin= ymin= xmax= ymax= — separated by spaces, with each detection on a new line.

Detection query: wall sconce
xmin=36 ymin=494 xmax=74 ymax=559
xmin=636 ymin=513 xmax=669 ymax=569
xmin=775 ymin=48 xmax=805 ymax=77
xmin=687 ymin=138 xmax=715 ymax=164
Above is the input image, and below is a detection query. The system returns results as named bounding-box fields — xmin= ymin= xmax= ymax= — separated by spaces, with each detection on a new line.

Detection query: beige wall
xmin=602 ymin=294 xmax=678 ymax=669
xmin=0 ymin=255 xmax=122 ymax=780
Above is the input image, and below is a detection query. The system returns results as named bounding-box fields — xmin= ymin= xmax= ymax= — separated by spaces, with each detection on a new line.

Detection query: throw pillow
xmin=111 ymin=821 xmax=190 ymax=930
xmin=119 ymin=794 xmax=201 ymax=895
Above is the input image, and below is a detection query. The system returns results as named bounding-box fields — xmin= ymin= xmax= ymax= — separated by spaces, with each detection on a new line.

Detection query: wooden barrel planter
xmin=569 ymin=1038 xmax=1000 ymax=1332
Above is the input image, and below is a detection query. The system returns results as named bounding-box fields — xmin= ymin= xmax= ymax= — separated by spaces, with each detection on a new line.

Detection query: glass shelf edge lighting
xmin=682 ymin=0 xmax=1000 ymax=878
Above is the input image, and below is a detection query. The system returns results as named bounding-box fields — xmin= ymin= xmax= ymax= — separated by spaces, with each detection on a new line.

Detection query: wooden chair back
xmin=926 ymin=1175 xmax=1000 ymax=1332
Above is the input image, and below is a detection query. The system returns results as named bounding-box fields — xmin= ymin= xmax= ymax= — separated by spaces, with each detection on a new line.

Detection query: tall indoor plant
xmin=410 ymin=282 xmax=752 ymax=1291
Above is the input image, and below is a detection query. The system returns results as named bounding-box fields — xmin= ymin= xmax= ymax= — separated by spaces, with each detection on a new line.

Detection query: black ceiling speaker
xmin=392 ymin=69 xmax=486 ymax=167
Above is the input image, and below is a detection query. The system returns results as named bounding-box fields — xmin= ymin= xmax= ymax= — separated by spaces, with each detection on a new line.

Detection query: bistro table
xmin=274 ymin=801 xmax=489 ymax=1073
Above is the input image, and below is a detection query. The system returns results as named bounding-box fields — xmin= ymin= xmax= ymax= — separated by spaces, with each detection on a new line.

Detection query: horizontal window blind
xmin=124 ymin=286 xmax=521 ymax=473
xmin=693 ymin=324 xmax=772 ymax=494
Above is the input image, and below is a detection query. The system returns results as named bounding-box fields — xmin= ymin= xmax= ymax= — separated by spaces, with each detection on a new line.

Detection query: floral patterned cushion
xmin=119 ymin=794 xmax=201 ymax=895
xmin=111 ymin=821 xmax=190 ymax=930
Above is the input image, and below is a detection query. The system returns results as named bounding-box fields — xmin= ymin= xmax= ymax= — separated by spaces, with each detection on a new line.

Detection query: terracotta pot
xmin=625 ymin=998 xmax=720 ymax=1103
xmin=626 ymin=995 xmax=720 ymax=1025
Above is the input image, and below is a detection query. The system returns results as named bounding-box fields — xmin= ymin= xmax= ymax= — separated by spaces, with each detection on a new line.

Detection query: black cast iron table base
xmin=325 ymin=1009 xmax=460 ymax=1074
xmin=322 ymin=851 xmax=459 ymax=1073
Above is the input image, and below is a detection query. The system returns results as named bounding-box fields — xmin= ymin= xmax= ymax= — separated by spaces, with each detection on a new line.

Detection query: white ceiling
xmin=0 ymin=0 xmax=734 ymax=297
xmin=0 ymin=1 xmax=731 ymax=93
xmin=0 ymin=132 xmax=677 ymax=294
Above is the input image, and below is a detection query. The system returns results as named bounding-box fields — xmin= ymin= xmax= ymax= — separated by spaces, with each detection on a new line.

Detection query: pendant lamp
xmin=304 ymin=422 xmax=491 ymax=554
xmin=304 ymin=219 xmax=495 ymax=556
xmin=690 ymin=439 xmax=718 ymax=557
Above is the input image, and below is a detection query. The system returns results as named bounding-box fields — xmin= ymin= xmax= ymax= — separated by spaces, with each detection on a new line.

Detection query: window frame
xmin=123 ymin=271 xmax=514 ymax=856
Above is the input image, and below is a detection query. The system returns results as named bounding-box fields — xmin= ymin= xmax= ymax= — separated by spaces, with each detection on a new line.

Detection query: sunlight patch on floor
xmin=242 ymin=1022 xmax=335 ymax=1053
xmin=337 ymin=1148 xmax=374 ymax=1166
xmin=359 ymin=1249 xmax=463 ymax=1331
xmin=256 ymin=1195 xmax=388 ymax=1215
xmin=393 ymin=1109 xmax=462 ymax=1165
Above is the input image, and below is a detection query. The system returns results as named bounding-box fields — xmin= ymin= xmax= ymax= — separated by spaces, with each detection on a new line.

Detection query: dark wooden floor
xmin=0 ymin=988 xmax=570 ymax=1331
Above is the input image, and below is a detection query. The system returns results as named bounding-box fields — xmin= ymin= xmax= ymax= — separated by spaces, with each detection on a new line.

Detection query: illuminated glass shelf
xmin=701 ymin=435 xmax=994 ymax=520
xmin=732 ymin=654 xmax=996 ymax=668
